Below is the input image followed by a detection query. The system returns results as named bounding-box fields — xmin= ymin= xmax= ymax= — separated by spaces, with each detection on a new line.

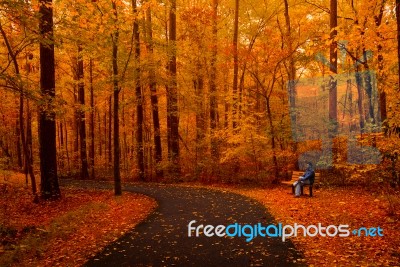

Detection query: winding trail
xmin=63 ymin=181 xmax=304 ymax=266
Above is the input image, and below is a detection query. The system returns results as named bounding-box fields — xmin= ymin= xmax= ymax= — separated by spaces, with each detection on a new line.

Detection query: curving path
xmin=63 ymin=180 xmax=305 ymax=267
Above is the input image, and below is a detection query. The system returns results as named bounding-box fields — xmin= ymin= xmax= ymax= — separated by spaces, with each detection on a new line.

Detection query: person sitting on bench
xmin=293 ymin=162 xmax=315 ymax=197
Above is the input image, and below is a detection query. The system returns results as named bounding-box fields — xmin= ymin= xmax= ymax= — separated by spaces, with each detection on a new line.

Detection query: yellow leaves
xmin=31 ymin=3 xmax=40 ymax=12
xmin=78 ymin=18 xmax=89 ymax=29
xmin=305 ymin=49 xmax=314 ymax=57
xmin=69 ymin=9 xmax=79 ymax=18
xmin=322 ymin=33 xmax=330 ymax=41
xmin=354 ymin=24 xmax=363 ymax=32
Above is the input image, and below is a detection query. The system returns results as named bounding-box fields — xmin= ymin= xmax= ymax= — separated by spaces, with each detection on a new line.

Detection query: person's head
xmin=307 ymin=162 xmax=313 ymax=169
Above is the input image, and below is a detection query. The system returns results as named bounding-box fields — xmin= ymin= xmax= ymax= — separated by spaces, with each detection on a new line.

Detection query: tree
xmin=145 ymin=5 xmax=163 ymax=179
xmin=1 ymin=0 xmax=400 ymax=187
xmin=133 ymin=0 xmax=144 ymax=181
xmin=329 ymin=0 xmax=338 ymax=137
xmin=0 ymin=20 xmax=37 ymax=201
xmin=283 ymin=0 xmax=298 ymax=169
xmin=210 ymin=0 xmax=219 ymax=159
xmin=232 ymin=0 xmax=239 ymax=130
xmin=167 ymin=0 xmax=180 ymax=172
xmin=112 ymin=0 xmax=121 ymax=195
xmin=77 ymin=44 xmax=89 ymax=180
xmin=194 ymin=67 xmax=205 ymax=161
xmin=89 ymin=58 xmax=95 ymax=179
xmin=39 ymin=0 xmax=60 ymax=199
xmin=397 ymin=0 xmax=400 ymax=91
xmin=374 ymin=0 xmax=387 ymax=124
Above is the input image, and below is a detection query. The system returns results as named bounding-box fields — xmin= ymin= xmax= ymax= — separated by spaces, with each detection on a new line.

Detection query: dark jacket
xmin=300 ymin=167 xmax=315 ymax=184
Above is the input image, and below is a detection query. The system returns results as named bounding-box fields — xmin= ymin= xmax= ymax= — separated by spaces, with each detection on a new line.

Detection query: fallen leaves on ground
xmin=229 ymin=186 xmax=400 ymax=266
xmin=0 ymin=183 xmax=157 ymax=267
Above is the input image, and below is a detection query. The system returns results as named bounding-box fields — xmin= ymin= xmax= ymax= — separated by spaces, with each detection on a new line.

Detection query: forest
xmin=1 ymin=0 xmax=400 ymax=265
xmin=0 ymin=0 xmax=398 ymax=198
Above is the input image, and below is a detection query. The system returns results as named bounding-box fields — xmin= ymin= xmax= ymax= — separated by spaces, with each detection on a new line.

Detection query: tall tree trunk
xmin=355 ymin=62 xmax=365 ymax=130
xmin=64 ymin=118 xmax=71 ymax=174
xmin=108 ymin=95 xmax=112 ymax=166
xmin=104 ymin=111 xmax=107 ymax=162
xmin=167 ymin=0 xmax=180 ymax=172
xmin=266 ymin=96 xmax=279 ymax=182
xmin=26 ymin=101 xmax=34 ymax=177
xmin=122 ymin=92 xmax=127 ymax=172
xmin=238 ymin=67 xmax=245 ymax=123
xmin=210 ymin=0 xmax=219 ymax=158
xmin=232 ymin=0 xmax=239 ymax=129
xmin=60 ymin=122 xmax=64 ymax=147
xmin=39 ymin=0 xmax=60 ymax=199
xmin=362 ymin=55 xmax=375 ymax=123
xmin=89 ymin=58 xmax=95 ymax=179
xmin=16 ymin=118 xmax=22 ymax=168
xmin=98 ymin=112 xmax=102 ymax=157
xmin=77 ymin=45 xmax=89 ymax=180
xmin=21 ymin=95 xmax=37 ymax=198
xmin=0 ymin=22 xmax=37 ymax=199
xmin=26 ymin=100 xmax=37 ymax=201
xmin=224 ymin=83 xmax=229 ymax=128
xmin=283 ymin=0 xmax=298 ymax=169
xmin=374 ymin=0 xmax=387 ymax=124
xmin=284 ymin=0 xmax=296 ymax=107
xmin=397 ymin=0 xmax=400 ymax=91
xmin=133 ymin=0 xmax=145 ymax=181
xmin=73 ymin=87 xmax=79 ymax=154
xmin=329 ymin=0 xmax=338 ymax=167
xmin=329 ymin=0 xmax=338 ymax=136
xmin=112 ymin=0 xmax=121 ymax=195
xmin=146 ymin=6 xmax=163 ymax=179
xmin=195 ymin=75 xmax=205 ymax=161
xmin=104 ymin=111 xmax=108 ymax=161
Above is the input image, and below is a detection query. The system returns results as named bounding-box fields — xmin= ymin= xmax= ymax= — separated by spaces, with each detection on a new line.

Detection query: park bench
xmin=281 ymin=171 xmax=321 ymax=197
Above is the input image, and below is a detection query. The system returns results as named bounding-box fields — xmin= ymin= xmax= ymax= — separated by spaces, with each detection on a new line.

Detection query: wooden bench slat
xmin=282 ymin=171 xmax=321 ymax=197
xmin=292 ymin=171 xmax=320 ymax=177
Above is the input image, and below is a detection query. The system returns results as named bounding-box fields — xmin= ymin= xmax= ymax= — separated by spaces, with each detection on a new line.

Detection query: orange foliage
xmin=233 ymin=186 xmax=400 ymax=266
xmin=0 ymin=184 xmax=156 ymax=266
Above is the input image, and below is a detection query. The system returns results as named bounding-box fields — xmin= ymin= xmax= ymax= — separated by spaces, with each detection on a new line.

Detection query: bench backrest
xmin=292 ymin=171 xmax=321 ymax=184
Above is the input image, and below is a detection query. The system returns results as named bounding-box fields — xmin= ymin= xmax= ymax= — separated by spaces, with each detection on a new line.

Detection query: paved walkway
xmin=63 ymin=181 xmax=304 ymax=266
